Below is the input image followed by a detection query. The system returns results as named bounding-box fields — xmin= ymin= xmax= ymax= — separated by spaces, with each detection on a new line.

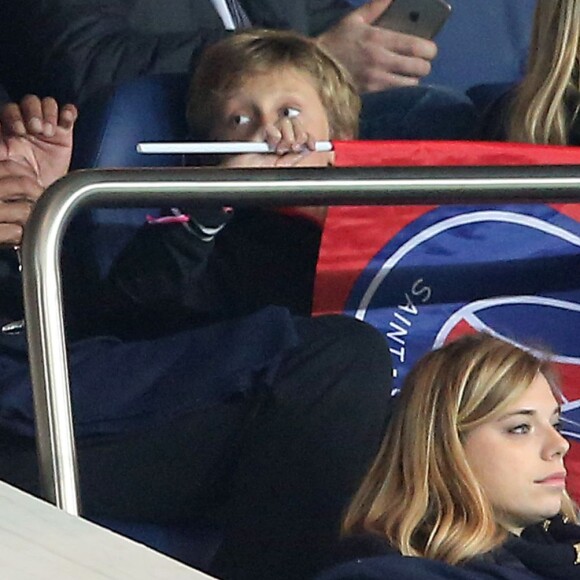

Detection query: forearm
xmin=99 ymin=210 xmax=232 ymax=337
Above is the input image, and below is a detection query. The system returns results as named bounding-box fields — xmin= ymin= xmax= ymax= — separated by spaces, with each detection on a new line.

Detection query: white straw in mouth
xmin=137 ymin=141 xmax=333 ymax=154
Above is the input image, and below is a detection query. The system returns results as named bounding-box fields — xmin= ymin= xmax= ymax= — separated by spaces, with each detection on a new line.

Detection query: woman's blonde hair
xmin=186 ymin=29 xmax=360 ymax=141
xmin=508 ymin=0 xmax=580 ymax=144
xmin=344 ymin=333 xmax=577 ymax=565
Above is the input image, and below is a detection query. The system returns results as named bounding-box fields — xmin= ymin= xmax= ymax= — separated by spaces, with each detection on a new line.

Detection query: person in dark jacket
xmin=98 ymin=28 xmax=360 ymax=334
xmin=316 ymin=333 xmax=580 ymax=580
xmin=0 ymin=84 xmax=9 ymax=107
xmin=0 ymin=89 xmax=393 ymax=580
xmin=0 ymin=0 xmax=436 ymax=106
xmin=481 ymin=0 xmax=580 ymax=148
xmin=0 ymin=0 xmax=479 ymax=142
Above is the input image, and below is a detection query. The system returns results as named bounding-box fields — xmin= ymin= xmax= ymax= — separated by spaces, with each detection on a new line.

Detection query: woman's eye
xmin=282 ymin=107 xmax=300 ymax=119
xmin=233 ymin=114 xmax=251 ymax=126
xmin=552 ymin=421 xmax=562 ymax=433
xmin=509 ymin=424 xmax=531 ymax=435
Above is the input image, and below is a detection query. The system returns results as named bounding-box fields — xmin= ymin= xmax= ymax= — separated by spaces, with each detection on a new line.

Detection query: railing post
xmin=20 ymin=165 xmax=580 ymax=514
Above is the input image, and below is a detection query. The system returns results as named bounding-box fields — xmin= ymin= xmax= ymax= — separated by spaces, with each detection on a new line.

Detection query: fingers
xmin=41 ymin=96 xmax=59 ymax=137
xmin=0 ymin=193 xmax=35 ymax=246
xmin=1 ymin=102 xmax=27 ymax=136
xmin=318 ymin=4 xmax=437 ymax=93
xmin=0 ymin=95 xmax=77 ymax=137
xmin=0 ymin=159 xmax=44 ymax=203
xmin=265 ymin=118 xmax=315 ymax=155
xmin=59 ymin=104 xmax=78 ymax=131
xmin=0 ymin=223 xmax=26 ymax=246
xmin=356 ymin=0 xmax=393 ymax=25
xmin=0 ymin=200 xmax=34 ymax=226
xmin=382 ymin=28 xmax=437 ymax=61
xmin=0 ymin=158 xmax=43 ymax=245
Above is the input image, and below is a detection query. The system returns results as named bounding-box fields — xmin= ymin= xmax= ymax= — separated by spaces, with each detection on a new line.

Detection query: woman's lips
xmin=536 ymin=472 xmax=567 ymax=487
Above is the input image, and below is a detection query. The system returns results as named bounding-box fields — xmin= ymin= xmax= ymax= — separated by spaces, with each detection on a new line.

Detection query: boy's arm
xmin=98 ymin=208 xmax=235 ymax=338
xmin=99 ymin=206 xmax=320 ymax=337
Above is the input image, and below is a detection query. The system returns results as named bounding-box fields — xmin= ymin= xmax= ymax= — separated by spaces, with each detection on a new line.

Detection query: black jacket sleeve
xmin=99 ymin=208 xmax=322 ymax=338
xmin=32 ymin=0 xmax=228 ymax=105
xmin=16 ymin=0 xmax=352 ymax=106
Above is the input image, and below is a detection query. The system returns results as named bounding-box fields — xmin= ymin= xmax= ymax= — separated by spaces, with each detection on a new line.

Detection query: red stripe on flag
xmin=333 ymin=140 xmax=580 ymax=167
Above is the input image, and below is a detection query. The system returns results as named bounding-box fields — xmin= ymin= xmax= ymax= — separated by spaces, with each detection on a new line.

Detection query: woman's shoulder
xmin=316 ymin=532 xmax=540 ymax=580
xmin=477 ymin=85 xmax=517 ymax=141
xmin=316 ymin=552 xmax=539 ymax=580
xmin=331 ymin=532 xmax=395 ymax=565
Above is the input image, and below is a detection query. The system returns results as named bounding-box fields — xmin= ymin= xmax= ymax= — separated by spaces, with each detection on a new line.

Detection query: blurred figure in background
xmin=0 ymin=0 xmax=477 ymax=141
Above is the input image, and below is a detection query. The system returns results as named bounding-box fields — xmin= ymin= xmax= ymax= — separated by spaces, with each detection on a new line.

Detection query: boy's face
xmin=210 ymin=66 xmax=332 ymax=167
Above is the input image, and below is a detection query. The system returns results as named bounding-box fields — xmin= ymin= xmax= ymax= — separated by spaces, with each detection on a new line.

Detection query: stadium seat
xmin=71 ymin=73 xmax=189 ymax=170
xmin=70 ymin=73 xmax=190 ymax=278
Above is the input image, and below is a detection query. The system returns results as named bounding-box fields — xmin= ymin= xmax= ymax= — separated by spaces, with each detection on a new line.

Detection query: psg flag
xmin=314 ymin=141 xmax=580 ymax=501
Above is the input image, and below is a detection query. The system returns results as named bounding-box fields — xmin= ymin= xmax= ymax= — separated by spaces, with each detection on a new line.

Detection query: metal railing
xmin=21 ymin=164 xmax=580 ymax=515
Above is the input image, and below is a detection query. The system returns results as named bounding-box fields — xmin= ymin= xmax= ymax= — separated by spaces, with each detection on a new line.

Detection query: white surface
xmin=209 ymin=0 xmax=236 ymax=30
xmin=0 ymin=480 xmax=216 ymax=579
xmin=136 ymin=141 xmax=334 ymax=154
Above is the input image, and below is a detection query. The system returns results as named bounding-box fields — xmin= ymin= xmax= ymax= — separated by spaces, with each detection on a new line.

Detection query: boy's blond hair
xmin=186 ymin=29 xmax=360 ymax=141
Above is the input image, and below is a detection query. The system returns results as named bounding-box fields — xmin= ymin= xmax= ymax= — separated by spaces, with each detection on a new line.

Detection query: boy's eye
xmin=509 ymin=423 xmax=531 ymax=435
xmin=232 ymin=114 xmax=251 ymax=126
xmin=281 ymin=107 xmax=300 ymax=119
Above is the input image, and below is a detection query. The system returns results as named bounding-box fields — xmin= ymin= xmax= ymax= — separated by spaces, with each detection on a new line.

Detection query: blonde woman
xmin=317 ymin=333 xmax=580 ymax=580
xmin=506 ymin=0 xmax=579 ymax=144
xmin=487 ymin=0 xmax=580 ymax=145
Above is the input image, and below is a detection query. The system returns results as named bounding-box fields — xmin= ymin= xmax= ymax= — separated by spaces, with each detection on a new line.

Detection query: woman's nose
xmin=548 ymin=427 xmax=570 ymax=459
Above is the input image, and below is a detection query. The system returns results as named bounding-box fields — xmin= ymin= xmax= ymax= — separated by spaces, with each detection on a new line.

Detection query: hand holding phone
xmin=375 ymin=0 xmax=452 ymax=40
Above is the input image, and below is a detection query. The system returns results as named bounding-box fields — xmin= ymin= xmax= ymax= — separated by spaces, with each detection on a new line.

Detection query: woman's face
xmin=463 ymin=373 xmax=569 ymax=535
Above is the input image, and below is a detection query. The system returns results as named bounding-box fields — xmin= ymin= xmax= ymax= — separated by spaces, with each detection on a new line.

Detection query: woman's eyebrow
xmin=499 ymin=409 xmax=535 ymax=420
xmin=498 ymin=406 xmax=561 ymax=420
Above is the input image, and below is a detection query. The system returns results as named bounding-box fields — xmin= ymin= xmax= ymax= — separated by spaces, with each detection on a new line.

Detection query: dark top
xmin=0 ymin=207 xmax=317 ymax=436
xmin=0 ymin=83 xmax=9 ymax=106
xmin=317 ymin=516 xmax=580 ymax=579
xmin=478 ymin=85 xmax=580 ymax=146
xmin=0 ymin=0 xmax=351 ymax=105
xmin=101 ymin=208 xmax=321 ymax=339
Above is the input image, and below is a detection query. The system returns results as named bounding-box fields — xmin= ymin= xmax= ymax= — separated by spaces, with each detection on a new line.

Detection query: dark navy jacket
xmin=0 ymin=0 xmax=351 ymax=105
xmin=0 ymin=210 xmax=307 ymax=438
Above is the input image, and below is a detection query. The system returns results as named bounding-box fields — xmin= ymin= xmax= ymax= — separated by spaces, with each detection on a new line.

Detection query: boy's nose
xmin=248 ymin=114 xmax=281 ymax=142
xmin=245 ymin=120 xmax=267 ymax=141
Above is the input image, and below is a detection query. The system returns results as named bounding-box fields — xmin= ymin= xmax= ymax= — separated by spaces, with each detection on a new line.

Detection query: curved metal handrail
xmin=21 ymin=164 xmax=580 ymax=515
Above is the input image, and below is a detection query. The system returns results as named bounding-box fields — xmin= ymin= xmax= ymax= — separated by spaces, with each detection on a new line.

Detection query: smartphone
xmin=375 ymin=0 xmax=452 ymax=40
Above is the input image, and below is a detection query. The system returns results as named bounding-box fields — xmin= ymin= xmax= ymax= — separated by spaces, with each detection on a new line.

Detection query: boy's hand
xmin=0 ymin=95 xmax=77 ymax=188
xmin=220 ymin=117 xmax=332 ymax=169
xmin=219 ymin=117 xmax=331 ymax=225
xmin=0 ymin=158 xmax=44 ymax=246
xmin=318 ymin=0 xmax=437 ymax=93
